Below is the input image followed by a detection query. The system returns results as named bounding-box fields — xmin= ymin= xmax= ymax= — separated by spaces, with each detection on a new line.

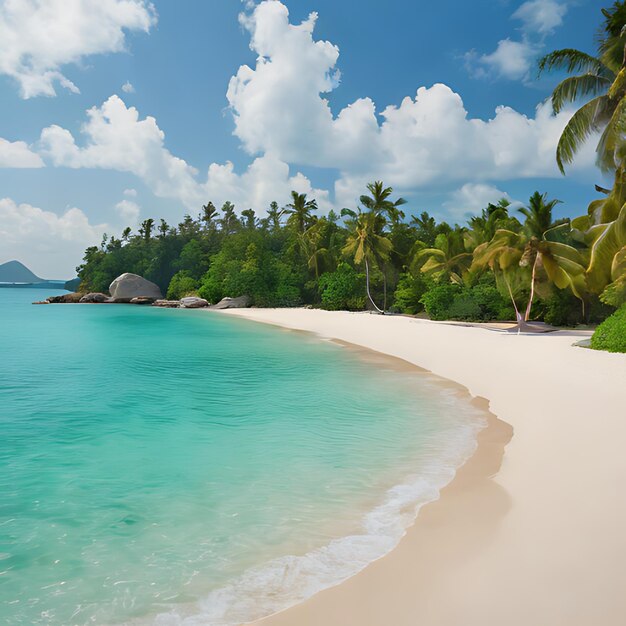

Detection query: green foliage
xmin=318 ymin=263 xmax=366 ymax=311
xmin=591 ymin=305 xmax=626 ymax=352
xmin=420 ymin=274 xmax=514 ymax=322
xmin=166 ymin=271 xmax=199 ymax=300
xmin=393 ymin=272 xmax=428 ymax=315
xmin=601 ymin=275 xmax=626 ymax=307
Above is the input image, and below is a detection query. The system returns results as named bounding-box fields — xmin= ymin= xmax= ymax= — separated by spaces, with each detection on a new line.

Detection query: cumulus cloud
xmin=0 ymin=0 xmax=156 ymax=98
xmin=513 ymin=0 xmax=568 ymax=35
xmin=121 ymin=81 xmax=135 ymax=93
xmin=115 ymin=198 xmax=141 ymax=225
xmin=226 ymin=2 xmax=595 ymax=209
xmin=0 ymin=197 xmax=107 ymax=277
xmin=0 ymin=137 xmax=45 ymax=167
xmin=467 ymin=39 xmax=538 ymax=81
xmin=39 ymin=94 xmax=331 ymax=213
xmin=442 ymin=183 xmax=515 ymax=221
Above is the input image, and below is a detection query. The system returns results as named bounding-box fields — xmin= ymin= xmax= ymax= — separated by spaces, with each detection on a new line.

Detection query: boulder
xmin=153 ymin=299 xmax=180 ymax=308
xmin=211 ymin=295 xmax=251 ymax=310
xmin=180 ymin=296 xmax=209 ymax=309
xmin=109 ymin=273 xmax=163 ymax=301
xmin=130 ymin=296 xmax=156 ymax=305
xmin=79 ymin=292 xmax=108 ymax=303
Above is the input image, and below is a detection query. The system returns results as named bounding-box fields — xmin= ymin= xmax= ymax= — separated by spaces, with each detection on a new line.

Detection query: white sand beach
xmin=217 ymin=308 xmax=626 ymax=626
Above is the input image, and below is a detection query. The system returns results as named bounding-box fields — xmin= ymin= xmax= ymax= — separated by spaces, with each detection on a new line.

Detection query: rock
xmin=130 ymin=296 xmax=156 ymax=305
xmin=47 ymin=292 xmax=83 ymax=303
xmin=180 ymin=296 xmax=209 ymax=309
xmin=79 ymin=292 xmax=108 ymax=303
xmin=153 ymin=299 xmax=180 ymax=308
xmin=211 ymin=295 xmax=251 ymax=310
xmin=32 ymin=301 xmax=50 ymax=305
xmin=109 ymin=273 xmax=163 ymax=301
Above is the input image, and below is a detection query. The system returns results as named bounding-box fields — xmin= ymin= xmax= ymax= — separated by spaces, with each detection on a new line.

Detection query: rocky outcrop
xmin=211 ymin=295 xmax=251 ymax=310
xmin=79 ymin=292 xmax=108 ymax=303
xmin=109 ymin=273 xmax=162 ymax=301
xmin=180 ymin=296 xmax=209 ymax=309
xmin=47 ymin=292 xmax=83 ymax=303
xmin=153 ymin=299 xmax=180 ymax=308
xmin=130 ymin=296 xmax=156 ymax=305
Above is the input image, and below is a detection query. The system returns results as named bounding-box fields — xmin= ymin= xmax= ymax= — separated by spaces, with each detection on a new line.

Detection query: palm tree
xmin=519 ymin=192 xmax=563 ymax=238
xmin=201 ymin=202 xmax=218 ymax=231
xmin=265 ymin=201 xmax=284 ymax=231
xmin=285 ymin=191 xmax=318 ymax=233
xmin=360 ymin=181 xmax=407 ymax=226
xmin=414 ymin=229 xmax=472 ymax=285
xmin=121 ymin=227 xmax=132 ymax=243
xmin=466 ymin=199 xmax=516 ymax=247
xmin=342 ymin=209 xmax=392 ymax=313
xmin=411 ymin=211 xmax=439 ymax=246
xmin=538 ymin=2 xmax=626 ymax=174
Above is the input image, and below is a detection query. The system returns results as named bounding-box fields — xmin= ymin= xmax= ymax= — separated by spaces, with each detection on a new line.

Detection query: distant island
xmin=0 ymin=260 xmax=74 ymax=290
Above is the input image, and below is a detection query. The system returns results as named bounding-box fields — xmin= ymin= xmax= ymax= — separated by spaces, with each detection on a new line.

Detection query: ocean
xmin=0 ymin=288 xmax=485 ymax=625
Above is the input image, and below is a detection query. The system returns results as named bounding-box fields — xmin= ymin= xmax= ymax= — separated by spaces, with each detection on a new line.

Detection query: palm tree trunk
xmin=383 ymin=270 xmax=387 ymax=313
xmin=365 ymin=258 xmax=384 ymax=314
xmin=504 ymin=275 xmax=522 ymax=322
xmin=524 ymin=254 xmax=539 ymax=322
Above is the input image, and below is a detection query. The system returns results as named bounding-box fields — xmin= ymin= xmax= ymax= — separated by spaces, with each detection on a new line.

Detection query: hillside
xmin=0 ymin=260 xmax=43 ymax=283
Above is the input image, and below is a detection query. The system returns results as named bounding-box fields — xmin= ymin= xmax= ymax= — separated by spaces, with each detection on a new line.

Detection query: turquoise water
xmin=0 ymin=289 xmax=484 ymax=625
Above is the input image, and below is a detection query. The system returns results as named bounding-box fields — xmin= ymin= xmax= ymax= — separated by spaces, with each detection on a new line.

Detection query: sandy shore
xmin=216 ymin=308 xmax=626 ymax=626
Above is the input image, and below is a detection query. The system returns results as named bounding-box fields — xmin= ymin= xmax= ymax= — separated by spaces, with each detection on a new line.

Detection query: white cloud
xmin=0 ymin=197 xmax=107 ymax=277
xmin=115 ymin=198 xmax=140 ymax=224
xmin=0 ymin=0 xmax=156 ymax=98
xmin=469 ymin=39 xmax=537 ymax=81
xmin=121 ymin=80 xmax=135 ymax=93
xmin=123 ymin=187 xmax=137 ymax=197
xmin=442 ymin=183 xmax=514 ymax=221
xmin=0 ymin=137 xmax=45 ymax=167
xmin=225 ymin=2 xmax=596 ymax=210
xmin=513 ymin=0 xmax=568 ymax=35
xmin=39 ymin=94 xmax=331 ymax=213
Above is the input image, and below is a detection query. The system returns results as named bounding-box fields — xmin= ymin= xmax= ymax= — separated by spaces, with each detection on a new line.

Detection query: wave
xmin=147 ymin=414 xmax=485 ymax=626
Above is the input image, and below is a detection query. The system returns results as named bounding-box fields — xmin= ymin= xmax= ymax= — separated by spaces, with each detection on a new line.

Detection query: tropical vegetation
xmin=74 ymin=2 xmax=626 ymax=346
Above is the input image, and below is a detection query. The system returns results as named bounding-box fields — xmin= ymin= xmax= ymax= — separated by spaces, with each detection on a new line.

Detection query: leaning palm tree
xmin=285 ymin=191 xmax=318 ymax=234
xmin=538 ymin=2 xmax=626 ymax=175
xmin=342 ymin=210 xmax=393 ymax=313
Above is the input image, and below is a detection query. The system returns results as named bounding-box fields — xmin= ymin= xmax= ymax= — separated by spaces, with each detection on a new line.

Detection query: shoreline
xmin=213 ymin=308 xmax=626 ymax=626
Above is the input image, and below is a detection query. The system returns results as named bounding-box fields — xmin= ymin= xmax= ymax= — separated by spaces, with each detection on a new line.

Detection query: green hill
xmin=0 ymin=260 xmax=43 ymax=283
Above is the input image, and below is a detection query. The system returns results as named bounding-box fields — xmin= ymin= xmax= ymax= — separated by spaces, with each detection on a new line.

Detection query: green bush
xmin=420 ymin=283 xmax=460 ymax=320
xmin=590 ymin=305 xmax=626 ymax=353
xmin=166 ymin=271 xmax=199 ymax=300
xmin=393 ymin=273 xmax=427 ymax=314
xmin=319 ymin=263 xmax=366 ymax=311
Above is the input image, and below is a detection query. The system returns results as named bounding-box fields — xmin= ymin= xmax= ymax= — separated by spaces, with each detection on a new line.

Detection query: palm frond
xmin=596 ymin=95 xmax=626 ymax=173
xmin=538 ymin=49 xmax=611 ymax=77
xmin=551 ymin=74 xmax=612 ymax=114
xmin=556 ymin=96 xmax=609 ymax=173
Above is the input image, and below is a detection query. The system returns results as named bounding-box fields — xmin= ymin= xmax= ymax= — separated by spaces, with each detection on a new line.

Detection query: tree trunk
xmin=524 ymin=254 xmax=539 ymax=322
xmin=365 ymin=258 xmax=384 ymax=314
xmin=383 ymin=270 xmax=387 ymax=313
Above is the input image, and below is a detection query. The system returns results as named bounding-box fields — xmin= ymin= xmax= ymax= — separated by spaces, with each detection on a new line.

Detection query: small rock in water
xmin=179 ymin=296 xmax=209 ymax=309
xmin=153 ymin=299 xmax=180 ymax=308
xmin=130 ymin=296 xmax=156 ymax=305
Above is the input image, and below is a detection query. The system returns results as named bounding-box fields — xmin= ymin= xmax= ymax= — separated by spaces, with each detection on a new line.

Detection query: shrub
xmin=420 ymin=283 xmax=460 ymax=320
xmin=590 ymin=305 xmax=626 ymax=353
xmin=393 ymin=273 xmax=427 ymax=315
xmin=319 ymin=263 xmax=366 ymax=311
xmin=166 ymin=271 xmax=199 ymax=300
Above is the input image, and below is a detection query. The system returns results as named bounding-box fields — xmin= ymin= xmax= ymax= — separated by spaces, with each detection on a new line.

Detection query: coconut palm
xmin=285 ymin=191 xmax=318 ymax=234
xmin=519 ymin=192 xmax=563 ymax=238
xmin=342 ymin=209 xmax=393 ymax=313
xmin=414 ymin=229 xmax=472 ymax=285
xmin=360 ymin=181 xmax=407 ymax=226
xmin=538 ymin=2 xmax=626 ymax=174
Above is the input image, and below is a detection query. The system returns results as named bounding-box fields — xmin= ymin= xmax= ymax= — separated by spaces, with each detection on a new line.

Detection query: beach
xmin=217 ymin=308 xmax=626 ymax=626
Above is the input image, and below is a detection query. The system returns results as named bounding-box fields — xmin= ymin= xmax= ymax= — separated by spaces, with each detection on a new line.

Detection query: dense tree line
xmin=77 ymin=2 xmax=626 ymax=328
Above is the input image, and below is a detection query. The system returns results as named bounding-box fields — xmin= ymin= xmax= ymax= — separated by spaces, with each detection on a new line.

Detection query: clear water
xmin=0 ymin=288 xmax=485 ymax=625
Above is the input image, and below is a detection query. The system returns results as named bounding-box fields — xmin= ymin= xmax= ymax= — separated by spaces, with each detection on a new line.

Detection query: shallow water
xmin=0 ymin=289 xmax=484 ymax=625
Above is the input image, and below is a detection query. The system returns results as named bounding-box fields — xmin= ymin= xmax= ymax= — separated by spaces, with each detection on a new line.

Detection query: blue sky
xmin=0 ymin=0 xmax=607 ymax=277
